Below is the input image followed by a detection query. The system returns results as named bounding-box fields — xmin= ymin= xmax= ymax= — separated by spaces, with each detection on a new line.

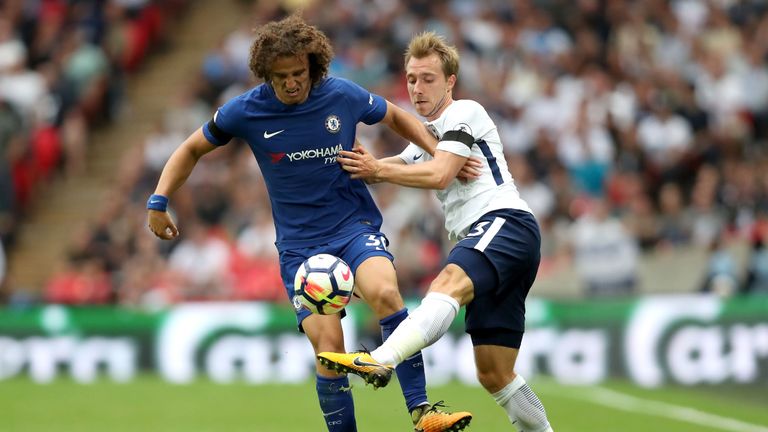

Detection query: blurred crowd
xmin=0 ymin=0 xmax=190 ymax=302
xmin=5 ymin=0 xmax=768 ymax=307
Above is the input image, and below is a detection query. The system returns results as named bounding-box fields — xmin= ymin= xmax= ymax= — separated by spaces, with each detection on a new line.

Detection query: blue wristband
xmin=147 ymin=194 xmax=169 ymax=212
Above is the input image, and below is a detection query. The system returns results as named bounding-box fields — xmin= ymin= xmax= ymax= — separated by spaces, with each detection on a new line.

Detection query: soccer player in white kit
xmin=319 ymin=32 xmax=554 ymax=432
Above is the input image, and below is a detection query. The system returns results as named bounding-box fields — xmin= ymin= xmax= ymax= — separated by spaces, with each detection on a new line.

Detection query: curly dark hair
xmin=248 ymin=14 xmax=333 ymax=86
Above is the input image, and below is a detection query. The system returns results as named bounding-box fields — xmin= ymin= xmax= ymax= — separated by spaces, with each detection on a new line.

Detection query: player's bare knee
xmin=312 ymin=325 xmax=344 ymax=350
xmin=476 ymin=368 xmax=511 ymax=394
xmin=429 ymin=264 xmax=473 ymax=305
xmin=362 ymin=282 xmax=404 ymax=317
xmin=309 ymin=334 xmax=344 ymax=355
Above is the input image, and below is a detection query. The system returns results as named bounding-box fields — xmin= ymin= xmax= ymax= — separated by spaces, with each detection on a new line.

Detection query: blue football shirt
xmin=202 ymin=77 xmax=388 ymax=250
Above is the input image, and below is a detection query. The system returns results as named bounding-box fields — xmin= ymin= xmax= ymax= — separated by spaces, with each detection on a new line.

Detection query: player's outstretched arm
xmin=379 ymin=100 xmax=437 ymax=154
xmin=339 ymin=146 xmax=467 ymax=190
xmin=147 ymin=128 xmax=217 ymax=240
xmin=376 ymin=103 xmax=482 ymax=183
xmin=154 ymin=128 xmax=218 ymax=197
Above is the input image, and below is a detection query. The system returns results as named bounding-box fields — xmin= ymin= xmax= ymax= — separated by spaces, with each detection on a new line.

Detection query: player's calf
xmin=492 ymin=375 xmax=553 ymax=432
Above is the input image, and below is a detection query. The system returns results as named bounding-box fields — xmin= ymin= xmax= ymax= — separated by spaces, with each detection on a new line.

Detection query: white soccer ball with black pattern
xmin=293 ymin=254 xmax=355 ymax=315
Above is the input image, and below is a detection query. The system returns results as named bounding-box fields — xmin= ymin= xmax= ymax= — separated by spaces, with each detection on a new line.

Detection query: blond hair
xmin=404 ymin=31 xmax=459 ymax=78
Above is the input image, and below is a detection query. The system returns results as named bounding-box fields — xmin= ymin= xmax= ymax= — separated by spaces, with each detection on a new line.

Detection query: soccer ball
xmin=293 ymin=254 xmax=355 ymax=315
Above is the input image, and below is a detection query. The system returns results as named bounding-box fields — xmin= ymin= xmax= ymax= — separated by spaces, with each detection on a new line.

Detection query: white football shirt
xmin=399 ymin=99 xmax=532 ymax=240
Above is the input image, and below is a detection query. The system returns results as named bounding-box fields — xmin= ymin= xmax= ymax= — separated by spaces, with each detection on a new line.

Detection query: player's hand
xmin=148 ymin=210 xmax=179 ymax=240
xmin=337 ymin=146 xmax=381 ymax=182
xmin=457 ymin=156 xmax=482 ymax=183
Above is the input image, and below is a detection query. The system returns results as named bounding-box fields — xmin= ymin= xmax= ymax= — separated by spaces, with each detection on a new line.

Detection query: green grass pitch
xmin=2 ymin=376 xmax=767 ymax=431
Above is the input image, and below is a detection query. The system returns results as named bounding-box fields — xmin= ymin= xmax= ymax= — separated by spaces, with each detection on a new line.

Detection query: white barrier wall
xmin=0 ymin=295 xmax=766 ymax=387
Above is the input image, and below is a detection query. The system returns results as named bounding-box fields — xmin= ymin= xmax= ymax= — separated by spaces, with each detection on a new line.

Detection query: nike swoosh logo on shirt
xmin=263 ymin=129 xmax=285 ymax=139
xmin=413 ymin=153 xmax=423 ymax=160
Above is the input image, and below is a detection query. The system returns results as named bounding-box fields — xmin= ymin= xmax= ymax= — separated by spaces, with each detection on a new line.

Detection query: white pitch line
xmin=549 ymin=386 xmax=768 ymax=432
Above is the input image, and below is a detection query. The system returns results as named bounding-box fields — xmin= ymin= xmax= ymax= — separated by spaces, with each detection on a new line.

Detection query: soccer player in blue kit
xmin=319 ymin=32 xmax=555 ymax=431
xmin=146 ymin=15 xmax=470 ymax=432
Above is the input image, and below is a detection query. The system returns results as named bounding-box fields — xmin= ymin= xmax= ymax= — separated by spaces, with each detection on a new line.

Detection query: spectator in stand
xmin=657 ymin=182 xmax=692 ymax=248
xmin=142 ymin=118 xmax=187 ymax=176
xmin=556 ymin=99 xmax=614 ymax=197
xmin=566 ymin=198 xmax=639 ymax=297
xmin=117 ymin=225 xmax=179 ymax=309
xmin=693 ymin=52 xmax=746 ymax=135
xmin=689 ymin=165 xmax=727 ymax=247
xmin=235 ymin=207 xmax=277 ymax=261
xmin=741 ymin=42 xmax=768 ymax=142
xmin=636 ymin=92 xmax=694 ymax=187
xmin=167 ymin=221 xmax=233 ymax=301
xmin=622 ymin=190 xmax=660 ymax=251
xmin=232 ymin=207 xmax=283 ymax=301
xmin=0 ymin=99 xmax=21 ymax=243
xmin=700 ymin=235 xmax=739 ymax=297
xmin=744 ymin=219 xmax=768 ymax=295
xmin=44 ymin=255 xmax=112 ymax=304
xmin=507 ymin=154 xmax=555 ymax=223
xmin=0 ymin=237 xmax=6 ymax=290
xmin=0 ymin=17 xmax=24 ymax=74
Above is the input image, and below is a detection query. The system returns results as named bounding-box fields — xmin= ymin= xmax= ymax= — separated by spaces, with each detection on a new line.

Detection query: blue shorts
xmin=279 ymin=230 xmax=394 ymax=332
xmin=446 ymin=209 xmax=541 ymax=349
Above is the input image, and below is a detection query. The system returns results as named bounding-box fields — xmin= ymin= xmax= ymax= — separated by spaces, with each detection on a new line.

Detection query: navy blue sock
xmin=316 ymin=375 xmax=357 ymax=432
xmin=380 ymin=308 xmax=428 ymax=412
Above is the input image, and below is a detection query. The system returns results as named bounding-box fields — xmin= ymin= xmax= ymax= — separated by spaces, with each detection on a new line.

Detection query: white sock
xmin=371 ymin=292 xmax=459 ymax=366
xmin=492 ymin=375 xmax=553 ymax=432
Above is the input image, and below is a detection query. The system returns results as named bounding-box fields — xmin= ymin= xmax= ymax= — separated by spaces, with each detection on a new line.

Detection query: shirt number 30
xmin=365 ymin=235 xmax=389 ymax=251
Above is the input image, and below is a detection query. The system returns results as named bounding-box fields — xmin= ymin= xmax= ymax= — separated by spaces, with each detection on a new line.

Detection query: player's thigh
xmin=454 ymin=209 xmax=540 ymax=339
xmin=354 ymin=255 xmax=404 ymax=317
xmin=337 ymin=231 xmax=402 ymax=318
xmin=428 ymin=263 xmax=475 ymax=306
xmin=473 ymin=344 xmax=520 ymax=393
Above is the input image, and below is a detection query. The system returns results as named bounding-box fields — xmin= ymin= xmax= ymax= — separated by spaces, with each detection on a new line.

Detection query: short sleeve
xmin=338 ymin=78 xmax=387 ymax=125
xmin=202 ymin=98 xmax=239 ymax=146
xmin=436 ymin=100 xmax=491 ymax=158
xmin=436 ymin=133 xmax=473 ymax=158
